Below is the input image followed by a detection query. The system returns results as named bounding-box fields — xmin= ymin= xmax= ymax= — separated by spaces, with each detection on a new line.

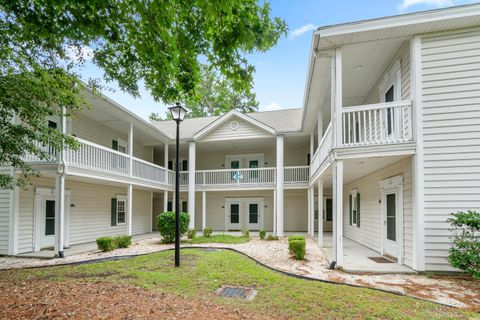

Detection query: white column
xmin=188 ymin=141 xmax=196 ymax=229
xmin=332 ymin=160 xmax=344 ymax=267
xmin=54 ymin=106 xmax=67 ymax=257
xmin=276 ymin=135 xmax=284 ymax=237
xmin=8 ymin=186 xmax=19 ymax=255
xmin=335 ymin=48 xmax=343 ymax=147
xmin=202 ymin=191 xmax=206 ymax=231
xmin=273 ymin=189 xmax=277 ymax=234
xmin=127 ymin=184 xmax=133 ymax=236
xmin=410 ymin=36 xmax=425 ymax=272
xmin=163 ymin=190 xmax=168 ymax=212
xmin=128 ymin=123 xmax=133 ymax=176
xmin=307 ymin=186 xmax=311 ymax=235
xmin=317 ymin=177 xmax=324 ymax=247
xmin=164 ymin=142 xmax=169 ymax=168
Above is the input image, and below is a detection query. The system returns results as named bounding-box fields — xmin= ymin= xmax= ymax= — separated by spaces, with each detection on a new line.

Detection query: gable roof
xmin=150 ymin=108 xmax=303 ymax=141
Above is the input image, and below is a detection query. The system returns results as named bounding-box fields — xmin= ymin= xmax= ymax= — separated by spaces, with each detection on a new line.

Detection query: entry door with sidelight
xmin=41 ymin=197 xmax=56 ymax=248
xmin=383 ymin=193 xmax=398 ymax=256
xmin=227 ymin=201 xmax=242 ymax=230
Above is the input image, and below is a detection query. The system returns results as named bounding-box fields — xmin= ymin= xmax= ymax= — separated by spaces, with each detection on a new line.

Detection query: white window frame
xmin=117 ymin=138 xmax=128 ymax=154
xmin=350 ymin=189 xmax=359 ymax=226
xmin=225 ymin=153 xmax=264 ymax=169
xmin=379 ymin=60 xmax=402 ymax=138
xmin=116 ymin=195 xmax=127 ymax=225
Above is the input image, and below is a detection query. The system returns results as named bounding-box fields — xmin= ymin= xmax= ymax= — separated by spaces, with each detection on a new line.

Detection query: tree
xmin=149 ymin=64 xmax=259 ymax=120
xmin=0 ymin=1 xmax=287 ymax=189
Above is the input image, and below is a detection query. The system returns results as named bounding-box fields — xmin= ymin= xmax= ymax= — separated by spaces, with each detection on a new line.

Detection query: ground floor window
xmin=349 ymin=190 xmax=360 ymax=227
xmin=116 ymin=196 xmax=127 ymax=225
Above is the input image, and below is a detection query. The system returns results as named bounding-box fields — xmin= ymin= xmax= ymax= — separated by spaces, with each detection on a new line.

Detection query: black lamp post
xmin=168 ymin=102 xmax=187 ymax=267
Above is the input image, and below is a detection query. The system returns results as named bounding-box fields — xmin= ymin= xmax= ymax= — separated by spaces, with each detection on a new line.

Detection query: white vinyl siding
xmin=0 ymin=168 xmax=13 ymax=254
xmin=343 ymin=157 xmax=414 ymax=267
xmin=421 ymin=27 xmax=480 ymax=271
xmin=200 ymin=116 xmax=272 ymax=142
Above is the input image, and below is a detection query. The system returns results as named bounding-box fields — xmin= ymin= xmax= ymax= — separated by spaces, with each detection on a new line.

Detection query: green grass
xmin=185 ymin=234 xmax=250 ymax=244
xmin=2 ymin=249 xmax=475 ymax=319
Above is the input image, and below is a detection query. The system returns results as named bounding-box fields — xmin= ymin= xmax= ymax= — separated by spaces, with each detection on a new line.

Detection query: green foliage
xmin=0 ymin=1 xmax=287 ymax=188
xmin=96 ymin=237 xmax=117 ymax=252
xmin=289 ymin=240 xmax=306 ymax=260
xmin=186 ymin=234 xmax=249 ymax=244
xmin=187 ymin=229 xmax=196 ymax=239
xmin=288 ymin=236 xmax=305 ymax=242
xmin=259 ymin=230 xmax=266 ymax=240
xmin=266 ymin=235 xmax=279 ymax=241
xmin=203 ymin=227 xmax=213 ymax=238
xmin=114 ymin=235 xmax=132 ymax=248
xmin=242 ymin=229 xmax=250 ymax=239
xmin=447 ymin=211 xmax=480 ymax=279
xmin=157 ymin=212 xmax=190 ymax=244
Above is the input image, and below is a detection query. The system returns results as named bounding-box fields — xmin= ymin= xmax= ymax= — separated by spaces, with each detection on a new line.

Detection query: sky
xmin=78 ymin=0 xmax=478 ymax=120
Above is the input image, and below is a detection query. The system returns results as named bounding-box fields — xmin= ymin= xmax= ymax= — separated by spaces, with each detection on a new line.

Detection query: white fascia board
xmin=315 ymin=3 xmax=480 ymax=38
xmin=193 ymin=109 xmax=275 ymax=140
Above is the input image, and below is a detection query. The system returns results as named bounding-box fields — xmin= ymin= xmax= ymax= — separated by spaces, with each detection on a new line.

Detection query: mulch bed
xmin=0 ymin=279 xmax=278 ymax=320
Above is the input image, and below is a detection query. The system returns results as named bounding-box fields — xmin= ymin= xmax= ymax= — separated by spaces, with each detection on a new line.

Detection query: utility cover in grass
xmin=215 ymin=285 xmax=257 ymax=301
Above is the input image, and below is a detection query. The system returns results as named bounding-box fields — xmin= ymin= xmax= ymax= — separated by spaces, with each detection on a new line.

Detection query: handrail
xmin=342 ymin=100 xmax=412 ymax=113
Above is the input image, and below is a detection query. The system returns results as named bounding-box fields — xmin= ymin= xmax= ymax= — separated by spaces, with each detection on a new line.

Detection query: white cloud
xmin=260 ymin=102 xmax=283 ymax=111
xmin=289 ymin=24 xmax=317 ymax=39
xmin=397 ymin=0 xmax=453 ymax=11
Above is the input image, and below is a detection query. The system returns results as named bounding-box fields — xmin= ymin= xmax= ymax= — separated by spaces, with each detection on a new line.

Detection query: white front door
xmin=383 ymin=192 xmax=398 ymax=257
xmin=41 ymin=197 xmax=56 ymax=248
xmin=226 ymin=201 xmax=242 ymax=230
xmin=246 ymin=201 xmax=262 ymax=230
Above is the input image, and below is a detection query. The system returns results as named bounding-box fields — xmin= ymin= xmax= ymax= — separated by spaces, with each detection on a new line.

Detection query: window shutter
xmin=357 ymin=193 xmax=361 ymax=228
xmin=111 ymin=198 xmax=117 ymax=226
xmin=112 ymin=139 xmax=118 ymax=151
xmin=349 ymin=194 xmax=352 ymax=225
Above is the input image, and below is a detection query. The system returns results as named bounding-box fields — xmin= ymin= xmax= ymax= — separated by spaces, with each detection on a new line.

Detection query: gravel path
xmin=1 ymin=235 xmax=478 ymax=311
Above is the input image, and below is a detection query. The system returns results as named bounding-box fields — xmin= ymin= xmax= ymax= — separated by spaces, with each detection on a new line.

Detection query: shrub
xmin=259 ymin=230 xmax=266 ymax=240
xmin=242 ymin=229 xmax=250 ymax=239
xmin=157 ymin=211 xmax=190 ymax=243
xmin=115 ymin=235 xmax=132 ymax=248
xmin=447 ymin=210 xmax=480 ymax=279
xmin=288 ymin=235 xmax=305 ymax=242
xmin=96 ymin=237 xmax=117 ymax=252
xmin=266 ymin=235 xmax=278 ymax=241
xmin=187 ymin=228 xmax=196 ymax=239
xmin=203 ymin=227 xmax=213 ymax=238
xmin=289 ymin=239 xmax=306 ymax=260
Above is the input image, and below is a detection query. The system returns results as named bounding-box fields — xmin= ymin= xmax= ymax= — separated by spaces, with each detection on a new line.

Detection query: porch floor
xmin=17 ymin=232 xmax=158 ymax=259
xmin=319 ymin=233 xmax=415 ymax=273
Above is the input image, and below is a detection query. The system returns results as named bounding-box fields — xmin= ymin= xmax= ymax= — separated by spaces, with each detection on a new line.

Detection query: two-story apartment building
xmin=1 ymin=4 xmax=479 ymax=273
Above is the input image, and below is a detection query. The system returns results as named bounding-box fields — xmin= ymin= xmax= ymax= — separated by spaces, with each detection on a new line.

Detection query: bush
xmin=157 ymin=211 xmax=190 ymax=243
xmin=242 ymin=229 xmax=250 ymax=239
xmin=203 ymin=227 xmax=213 ymax=238
xmin=288 ymin=235 xmax=305 ymax=242
xmin=447 ymin=210 xmax=480 ymax=279
xmin=115 ymin=235 xmax=132 ymax=248
xmin=187 ymin=228 xmax=196 ymax=239
xmin=289 ymin=239 xmax=306 ymax=260
xmin=259 ymin=230 xmax=266 ymax=240
xmin=266 ymin=235 xmax=278 ymax=241
xmin=96 ymin=237 xmax=117 ymax=252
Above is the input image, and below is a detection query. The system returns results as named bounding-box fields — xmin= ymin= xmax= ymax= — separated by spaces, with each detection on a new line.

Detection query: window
xmin=349 ymin=190 xmax=360 ymax=227
xmin=385 ymin=85 xmax=395 ymax=136
xmin=230 ymin=204 xmax=239 ymax=223
xmin=325 ymin=199 xmax=332 ymax=221
xmin=167 ymin=201 xmax=173 ymax=211
xmin=48 ymin=121 xmax=57 ymax=156
xmin=182 ymin=201 xmax=188 ymax=212
xmin=116 ymin=196 xmax=127 ymax=224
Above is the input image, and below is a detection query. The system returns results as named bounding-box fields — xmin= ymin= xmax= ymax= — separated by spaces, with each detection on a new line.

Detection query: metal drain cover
xmin=215 ymin=285 xmax=257 ymax=301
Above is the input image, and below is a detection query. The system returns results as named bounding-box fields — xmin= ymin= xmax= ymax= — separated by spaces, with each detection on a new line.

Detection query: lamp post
xmin=168 ymin=102 xmax=187 ymax=267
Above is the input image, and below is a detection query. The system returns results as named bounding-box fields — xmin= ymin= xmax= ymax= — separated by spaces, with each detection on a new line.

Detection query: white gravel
xmin=1 ymin=235 xmax=478 ymax=310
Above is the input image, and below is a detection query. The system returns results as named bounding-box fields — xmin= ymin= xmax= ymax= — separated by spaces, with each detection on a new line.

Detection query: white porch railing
xmin=342 ymin=100 xmax=412 ymax=147
xmin=284 ymin=166 xmax=309 ymax=184
xmin=66 ymin=138 xmax=130 ymax=176
xmin=23 ymin=140 xmax=57 ymax=164
xmin=193 ymin=167 xmax=276 ymax=186
xmin=133 ymin=158 xmax=168 ymax=183
xmin=310 ymin=123 xmax=332 ymax=177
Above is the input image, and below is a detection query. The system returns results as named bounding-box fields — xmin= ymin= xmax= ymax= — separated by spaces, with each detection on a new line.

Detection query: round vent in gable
xmin=229 ymin=120 xmax=240 ymax=130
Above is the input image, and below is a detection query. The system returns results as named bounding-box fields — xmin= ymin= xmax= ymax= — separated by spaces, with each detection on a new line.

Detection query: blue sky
xmin=78 ymin=0 xmax=478 ymax=120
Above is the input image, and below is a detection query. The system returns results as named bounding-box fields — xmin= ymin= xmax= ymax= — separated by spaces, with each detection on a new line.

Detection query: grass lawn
xmin=1 ymin=249 xmax=475 ymax=319
xmin=185 ymin=234 xmax=250 ymax=244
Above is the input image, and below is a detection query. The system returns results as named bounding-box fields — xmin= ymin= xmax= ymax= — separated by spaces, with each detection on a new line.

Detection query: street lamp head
xmin=168 ymin=102 xmax=187 ymax=122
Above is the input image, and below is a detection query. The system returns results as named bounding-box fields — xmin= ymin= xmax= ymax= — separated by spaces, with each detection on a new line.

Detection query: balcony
xmin=310 ymin=100 xmax=413 ymax=177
